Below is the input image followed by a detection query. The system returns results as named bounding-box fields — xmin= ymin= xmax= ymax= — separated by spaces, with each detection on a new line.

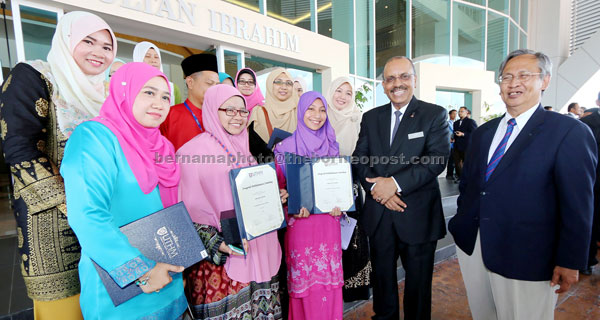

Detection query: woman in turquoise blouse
xmin=61 ymin=62 xmax=186 ymax=319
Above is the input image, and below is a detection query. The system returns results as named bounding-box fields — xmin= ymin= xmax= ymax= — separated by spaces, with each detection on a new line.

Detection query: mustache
xmin=392 ymin=86 xmax=409 ymax=91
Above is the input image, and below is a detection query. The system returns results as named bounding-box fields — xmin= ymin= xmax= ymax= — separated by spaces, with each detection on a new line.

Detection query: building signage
xmin=100 ymin=0 xmax=300 ymax=53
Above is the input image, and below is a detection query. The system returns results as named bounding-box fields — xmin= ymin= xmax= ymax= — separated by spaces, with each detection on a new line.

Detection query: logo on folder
xmin=154 ymin=226 xmax=180 ymax=259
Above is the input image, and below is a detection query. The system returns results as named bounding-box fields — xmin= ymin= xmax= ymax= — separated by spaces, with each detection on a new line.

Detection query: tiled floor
xmin=344 ymin=252 xmax=600 ymax=320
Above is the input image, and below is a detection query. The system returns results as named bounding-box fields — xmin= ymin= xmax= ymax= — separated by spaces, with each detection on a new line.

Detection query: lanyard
xmin=206 ymin=131 xmax=241 ymax=168
xmin=183 ymin=101 xmax=203 ymax=131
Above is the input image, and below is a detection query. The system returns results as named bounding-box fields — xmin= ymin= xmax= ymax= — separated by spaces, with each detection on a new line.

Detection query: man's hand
xmin=551 ymin=266 xmax=579 ymax=294
xmin=366 ymin=177 xmax=397 ymax=203
xmin=383 ymin=194 xmax=407 ymax=212
xmin=455 ymin=131 xmax=464 ymax=137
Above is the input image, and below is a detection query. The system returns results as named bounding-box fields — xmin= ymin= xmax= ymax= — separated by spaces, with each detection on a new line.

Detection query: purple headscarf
xmin=274 ymin=91 xmax=339 ymax=158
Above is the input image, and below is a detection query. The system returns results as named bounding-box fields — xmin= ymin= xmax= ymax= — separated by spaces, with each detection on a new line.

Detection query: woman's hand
xmin=218 ymin=240 xmax=249 ymax=256
xmin=293 ymin=207 xmax=310 ymax=219
xmin=139 ymin=262 xmax=184 ymax=294
xmin=280 ymin=189 xmax=289 ymax=204
xmin=330 ymin=207 xmax=342 ymax=217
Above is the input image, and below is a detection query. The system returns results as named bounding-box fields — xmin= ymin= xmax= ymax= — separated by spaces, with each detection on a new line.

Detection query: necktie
xmin=391 ymin=110 xmax=402 ymax=146
xmin=486 ymin=118 xmax=517 ymax=181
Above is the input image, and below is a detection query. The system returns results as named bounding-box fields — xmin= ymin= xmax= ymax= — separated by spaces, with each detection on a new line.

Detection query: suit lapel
xmin=378 ymin=103 xmax=391 ymax=154
xmin=389 ymin=97 xmax=419 ymax=155
xmin=485 ymin=106 xmax=545 ymax=185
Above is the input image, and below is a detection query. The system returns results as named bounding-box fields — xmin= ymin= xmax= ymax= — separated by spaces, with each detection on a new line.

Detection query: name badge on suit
xmin=408 ymin=131 xmax=424 ymax=139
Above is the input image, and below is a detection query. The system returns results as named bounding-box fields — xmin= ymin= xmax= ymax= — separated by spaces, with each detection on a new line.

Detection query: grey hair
xmin=384 ymin=56 xmax=416 ymax=75
xmin=498 ymin=49 xmax=553 ymax=78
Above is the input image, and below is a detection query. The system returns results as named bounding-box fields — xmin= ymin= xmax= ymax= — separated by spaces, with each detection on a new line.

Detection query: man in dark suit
xmin=449 ymin=50 xmax=597 ymax=319
xmin=580 ymin=104 xmax=600 ymax=275
xmin=353 ymin=56 xmax=450 ymax=320
xmin=453 ymin=106 xmax=477 ymax=181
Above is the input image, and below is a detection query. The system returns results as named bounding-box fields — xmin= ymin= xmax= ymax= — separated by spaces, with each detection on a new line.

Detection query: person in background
xmin=104 ymin=58 xmax=126 ymax=95
xmin=235 ymin=67 xmax=265 ymax=114
xmin=293 ymin=77 xmax=306 ymax=97
xmin=544 ymin=105 xmax=553 ymax=111
xmin=453 ymin=106 xmax=477 ymax=182
xmin=219 ymin=72 xmax=234 ymax=86
xmin=178 ymin=84 xmax=285 ymax=319
xmin=449 ymin=49 xmax=596 ymax=320
xmin=567 ymin=102 xmax=581 ymax=119
xmin=326 ymin=76 xmax=371 ymax=302
xmin=132 ymin=41 xmax=182 ymax=105
xmin=581 ymin=106 xmax=587 ymax=116
xmin=159 ymin=53 xmax=219 ymax=151
xmin=446 ymin=109 xmax=458 ymax=180
xmin=0 ymin=11 xmax=117 ymax=319
xmin=61 ymin=62 xmax=185 ymax=319
xmin=248 ymin=68 xmax=299 ymax=163
xmin=274 ymin=91 xmax=344 ymax=320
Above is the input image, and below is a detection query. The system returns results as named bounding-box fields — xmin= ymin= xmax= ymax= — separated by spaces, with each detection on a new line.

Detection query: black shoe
xmin=580 ymin=266 xmax=593 ymax=275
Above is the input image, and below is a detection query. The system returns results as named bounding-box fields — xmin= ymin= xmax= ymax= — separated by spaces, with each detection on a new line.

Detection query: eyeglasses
xmin=383 ymin=73 xmax=414 ymax=84
xmin=218 ymin=108 xmax=250 ymax=117
xmin=238 ymin=79 xmax=255 ymax=86
xmin=498 ymin=72 xmax=543 ymax=84
xmin=273 ymin=79 xmax=294 ymax=87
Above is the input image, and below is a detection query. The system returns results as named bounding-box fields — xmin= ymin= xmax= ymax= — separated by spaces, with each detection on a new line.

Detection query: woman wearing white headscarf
xmin=133 ymin=41 xmax=182 ymax=105
xmin=326 ymin=77 xmax=371 ymax=302
xmin=0 ymin=11 xmax=117 ymax=319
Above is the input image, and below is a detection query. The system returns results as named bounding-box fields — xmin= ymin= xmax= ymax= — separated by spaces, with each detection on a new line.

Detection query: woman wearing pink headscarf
xmin=177 ymin=84 xmax=287 ymax=319
xmin=0 ymin=11 xmax=117 ymax=319
xmin=61 ymin=62 xmax=186 ymax=319
xmin=235 ymin=67 xmax=265 ymax=113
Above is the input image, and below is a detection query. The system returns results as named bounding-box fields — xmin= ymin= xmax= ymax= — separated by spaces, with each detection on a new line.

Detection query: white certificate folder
xmin=228 ymin=162 xmax=286 ymax=241
xmin=285 ymin=153 xmax=356 ymax=214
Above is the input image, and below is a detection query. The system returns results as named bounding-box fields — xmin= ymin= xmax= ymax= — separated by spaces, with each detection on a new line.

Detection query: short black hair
xmin=568 ymin=102 xmax=579 ymax=112
xmin=449 ymin=110 xmax=457 ymax=115
xmin=543 ymin=106 xmax=553 ymax=110
xmin=459 ymin=106 xmax=469 ymax=111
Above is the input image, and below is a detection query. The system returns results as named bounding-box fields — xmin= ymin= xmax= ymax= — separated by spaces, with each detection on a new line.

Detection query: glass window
xmin=355 ymin=0 xmax=374 ymax=78
xmin=461 ymin=0 xmax=485 ymax=5
xmin=509 ymin=22 xmax=519 ymax=53
xmin=0 ymin=13 xmax=18 ymax=72
xmin=452 ymin=3 xmax=485 ymax=66
xmin=20 ymin=5 xmax=58 ymax=61
xmin=412 ymin=0 xmax=450 ymax=65
xmin=520 ymin=0 xmax=528 ymax=30
xmin=330 ymin=0 xmax=355 ymax=73
xmin=510 ymin=0 xmax=519 ymax=22
xmin=375 ymin=0 xmax=407 ymax=77
xmin=224 ymin=50 xmax=242 ymax=80
xmin=489 ymin=0 xmax=509 ymax=14
xmin=520 ymin=31 xmax=527 ymax=50
xmin=223 ymin=0 xmax=260 ymax=13
xmin=317 ymin=0 xmax=332 ymax=37
xmin=486 ymin=11 xmax=508 ymax=77
xmin=267 ymin=0 xmax=312 ymax=31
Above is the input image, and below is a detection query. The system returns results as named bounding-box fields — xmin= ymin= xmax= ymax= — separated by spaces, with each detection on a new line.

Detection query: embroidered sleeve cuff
xmin=108 ymin=255 xmax=156 ymax=288
xmin=12 ymin=160 xmax=66 ymax=214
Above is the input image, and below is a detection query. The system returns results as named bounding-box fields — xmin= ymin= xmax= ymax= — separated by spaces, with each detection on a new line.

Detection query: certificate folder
xmin=228 ymin=162 xmax=286 ymax=249
xmin=267 ymin=128 xmax=292 ymax=149
xmin=93 ymin=202 xmax=208 ymax=306
xmin=285 ymin=153 xmax=356 ymax=214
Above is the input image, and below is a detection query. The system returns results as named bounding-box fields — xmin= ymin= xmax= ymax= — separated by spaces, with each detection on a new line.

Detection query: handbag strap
xmin=261 ymin=107 xmax=274 ymax=137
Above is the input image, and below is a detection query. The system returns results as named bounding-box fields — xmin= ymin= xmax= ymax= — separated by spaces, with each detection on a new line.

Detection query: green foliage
xmin=482 ymin=101 xmax=503 ymax=122
xmin=354 ymin=83 xmax=372 ymax=110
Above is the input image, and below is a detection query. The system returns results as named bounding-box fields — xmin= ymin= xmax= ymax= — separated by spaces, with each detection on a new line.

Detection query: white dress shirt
xmin=487 ymin=103 xmax=539 ymax=164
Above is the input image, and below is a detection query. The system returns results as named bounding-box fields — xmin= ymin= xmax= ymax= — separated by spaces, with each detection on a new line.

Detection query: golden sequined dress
xmin=0 ymin=63 xmax=80 ymax=301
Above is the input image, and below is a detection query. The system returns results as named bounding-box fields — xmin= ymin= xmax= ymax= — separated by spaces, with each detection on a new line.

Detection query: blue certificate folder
xmin=267 ymin=128 xmax=292 ymax=149
xmin=93 ymin=202 xmax=208 ymax=306
xmin=226 ymin=162 xmax=286 ymax=252
xmin=285 ymin=153 xmax=356 ymax=214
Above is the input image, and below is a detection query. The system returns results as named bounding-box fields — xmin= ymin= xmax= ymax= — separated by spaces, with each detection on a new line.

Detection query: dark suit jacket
xmin=449 ymin=106 xmax=597 ymax=281
xmin=453 ymin=117 xmax=477 ymax=151
xmin=353 ymin=96 xmax=450 ymax=244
